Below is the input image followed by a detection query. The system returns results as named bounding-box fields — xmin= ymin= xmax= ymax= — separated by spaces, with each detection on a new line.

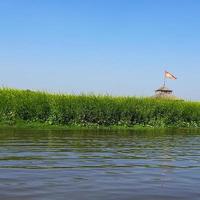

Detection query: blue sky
xmin=0 ymin=0 xmax=200 ymax=100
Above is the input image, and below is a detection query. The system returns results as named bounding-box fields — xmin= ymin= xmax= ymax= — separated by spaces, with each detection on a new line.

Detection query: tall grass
xmin=0 ymin=88 xmax=200 ymax=128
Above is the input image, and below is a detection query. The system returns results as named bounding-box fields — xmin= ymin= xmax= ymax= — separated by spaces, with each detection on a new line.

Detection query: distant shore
xmin=0 ymin=120 xmax=158 ymax=131
xmin=1 ymin=121 xmax=200 ymax=133
xmin=0 ymin=88 xmax=200 ymax=130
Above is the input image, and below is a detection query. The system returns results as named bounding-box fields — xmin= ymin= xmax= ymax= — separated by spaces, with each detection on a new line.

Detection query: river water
xmin=0 ymin=128 xmax=199 ymax=200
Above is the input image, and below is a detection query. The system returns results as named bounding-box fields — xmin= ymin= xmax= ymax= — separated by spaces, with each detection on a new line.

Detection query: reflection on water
xmin=0 ymin=128 xmax=199 ymax=200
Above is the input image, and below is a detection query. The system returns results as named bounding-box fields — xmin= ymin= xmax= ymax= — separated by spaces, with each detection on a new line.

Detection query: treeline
xmin=0 ymin=88 xmax=200 ymax=128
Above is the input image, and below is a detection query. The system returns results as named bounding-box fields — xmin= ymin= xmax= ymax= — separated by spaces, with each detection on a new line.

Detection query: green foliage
xmin=0 ymin=88 xmax=199 ymax=128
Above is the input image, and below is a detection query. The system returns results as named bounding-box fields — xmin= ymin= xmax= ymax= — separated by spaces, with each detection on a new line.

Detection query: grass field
xmin=0 ymin=88 xmax=200 ymax=129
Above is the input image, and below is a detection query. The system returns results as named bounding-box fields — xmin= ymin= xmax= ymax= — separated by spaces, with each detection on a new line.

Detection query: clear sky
xmin=0 ymin=0 xmax=200 ymax=100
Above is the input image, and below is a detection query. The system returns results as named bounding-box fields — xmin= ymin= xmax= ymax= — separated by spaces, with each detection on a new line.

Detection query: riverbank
xmin=0 ymin=120 xmax=162 ymax=131
xmin=0 ymin=88 xmax=200 ymax=129
xmin=1 ymin=121 xmax=200 ymax=136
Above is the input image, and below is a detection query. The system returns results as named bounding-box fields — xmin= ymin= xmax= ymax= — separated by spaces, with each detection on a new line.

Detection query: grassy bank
xmin=0 ymin=88 xmax=200 ymax=129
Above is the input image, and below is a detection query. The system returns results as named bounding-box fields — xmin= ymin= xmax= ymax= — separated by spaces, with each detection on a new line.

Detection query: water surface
xmin=0 ymin=128 xmax=199 ymax=200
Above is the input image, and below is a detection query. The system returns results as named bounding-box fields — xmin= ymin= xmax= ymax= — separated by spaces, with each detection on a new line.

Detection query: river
xmin=0 ymin=128 xmax=199 ymax=200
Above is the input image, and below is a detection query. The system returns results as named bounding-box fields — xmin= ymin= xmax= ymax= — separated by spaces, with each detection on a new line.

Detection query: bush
xmin=0 ymin=88 xmax=199 ymax=128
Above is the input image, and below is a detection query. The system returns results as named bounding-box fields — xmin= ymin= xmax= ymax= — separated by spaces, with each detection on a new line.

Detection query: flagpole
xmin=163 ymin=71 xmax=166 ymax=87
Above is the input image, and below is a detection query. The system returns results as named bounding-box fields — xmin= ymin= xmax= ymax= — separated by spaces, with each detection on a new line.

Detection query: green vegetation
xmin=0 ymin=88 xmax=200 ymax=129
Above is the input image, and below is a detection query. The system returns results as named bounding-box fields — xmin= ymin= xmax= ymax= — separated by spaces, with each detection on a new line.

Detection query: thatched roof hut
xmin=153 ymin=85 xmax=180 ymax=100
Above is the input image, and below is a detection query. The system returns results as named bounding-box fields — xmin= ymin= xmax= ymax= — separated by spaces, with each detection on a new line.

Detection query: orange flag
xmin=165 ymin=71 xmax=177 ymax=80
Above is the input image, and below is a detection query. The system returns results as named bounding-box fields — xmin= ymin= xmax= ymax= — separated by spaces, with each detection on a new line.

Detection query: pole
xmin=163 ymin=71 xmax=166 ymax=87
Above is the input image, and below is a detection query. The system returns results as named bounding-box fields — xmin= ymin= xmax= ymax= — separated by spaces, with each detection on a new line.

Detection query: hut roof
xmin=155 ymin=86 xmax=172 ymax=92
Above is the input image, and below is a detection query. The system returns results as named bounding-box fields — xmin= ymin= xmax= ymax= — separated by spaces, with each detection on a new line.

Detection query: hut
xmin=153 ymin=85 xmax=179 ymax=100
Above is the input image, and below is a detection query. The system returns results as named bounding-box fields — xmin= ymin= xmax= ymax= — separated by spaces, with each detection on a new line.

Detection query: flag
xmin=165 ymin=71 xmax=177 ymax=80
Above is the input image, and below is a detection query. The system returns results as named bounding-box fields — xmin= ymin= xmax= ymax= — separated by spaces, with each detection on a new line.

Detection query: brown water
xmin=0 ymin=128 xmax=199 ymax=200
